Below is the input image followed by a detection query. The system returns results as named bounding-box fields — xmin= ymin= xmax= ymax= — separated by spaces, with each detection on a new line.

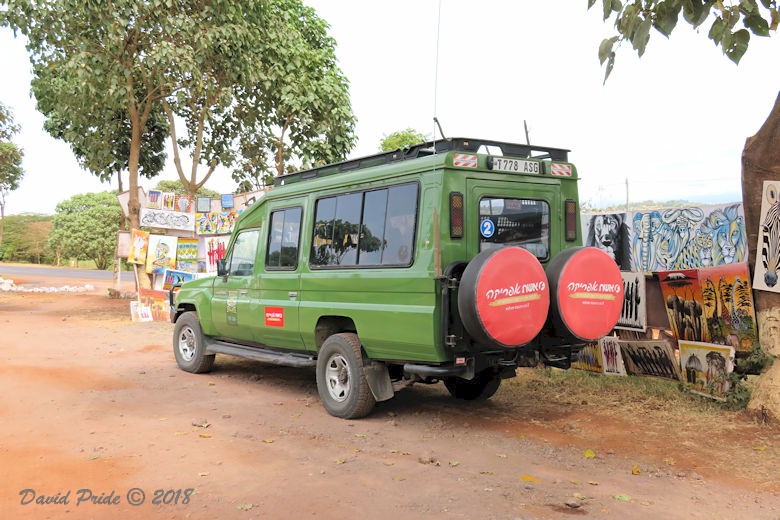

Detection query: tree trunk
xmin=741 ymin=91 xmax=780 ymax=421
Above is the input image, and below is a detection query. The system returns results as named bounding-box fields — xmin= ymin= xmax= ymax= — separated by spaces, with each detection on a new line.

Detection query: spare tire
xmin=547 ymin=247 xmax=624 ymax=341
xmin=458 ymin=247 xmax=550 ymax=348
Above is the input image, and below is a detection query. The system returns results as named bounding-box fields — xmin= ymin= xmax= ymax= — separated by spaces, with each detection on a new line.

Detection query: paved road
xmin=0 ymin=263 xmax=135 ymax=282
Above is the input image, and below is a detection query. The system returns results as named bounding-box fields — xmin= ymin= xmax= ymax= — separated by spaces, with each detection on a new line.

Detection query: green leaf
xmin=588 ymin=0 xmax=597 ymax=8
xmin=603 ymin=53 xmax=615 ymax=84
xmin=743 ymin=13 xmax=770 ymax=36
xmin=598 ymin=36 xmax=619 ymax=64
xmin=724 ymin=28 xmax=750 ymax=63
xmin=654 ymin=0 xmax=681 ymax=36
xmin=709 ymin=16 xmax=728 ymax=43
xmin=632 ymin=18 xmax=653 ymax=56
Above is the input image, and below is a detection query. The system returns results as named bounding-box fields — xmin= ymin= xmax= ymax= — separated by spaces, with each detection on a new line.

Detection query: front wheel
xmin=444 ymin=370 xmax=501 ymax=401
xmin=173 ymin=311 xmax=215 ymax=373
xmin=316 ymin=333 xmax=376 ymax=419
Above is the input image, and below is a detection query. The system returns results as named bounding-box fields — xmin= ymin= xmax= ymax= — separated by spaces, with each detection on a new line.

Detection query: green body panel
xmin=175 ymin=145 xmax=582 ymax=364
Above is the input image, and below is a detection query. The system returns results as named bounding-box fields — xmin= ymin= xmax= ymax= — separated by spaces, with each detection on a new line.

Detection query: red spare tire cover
xmin=457 ymin=247 xmax=550 ymax=348
xmin=547 ymin=247 xmax=624 ymax=341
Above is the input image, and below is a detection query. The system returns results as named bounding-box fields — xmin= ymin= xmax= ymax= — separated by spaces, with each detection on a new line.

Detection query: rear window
xmin=479 ymin=197 xmax=549 ymax=260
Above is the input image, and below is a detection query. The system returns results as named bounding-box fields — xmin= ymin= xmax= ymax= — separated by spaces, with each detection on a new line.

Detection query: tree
xmin=379 ymin=129 xmax=429 ymax=152
xmin=0 ymin=102 xmax=24 ymax=248
xmin=154 ymin=179 xmax=219 ymax=198
xmin=2 ymin=0 xmax=355 ymax=232
xmin=591 ymin=0 xmax=779 ymax=81
xmin=48 ymin=192 xmax=122 ymax=270
xmin=231 ymin=0 xmax=356 ymax=190
xmin=0 ymin=214 xmax=51 ymax=263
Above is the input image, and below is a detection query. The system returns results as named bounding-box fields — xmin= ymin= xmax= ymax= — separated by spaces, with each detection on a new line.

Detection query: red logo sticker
xmin=475 ymin=248 xmax=550 ymax=346
xmin=264 ymin=306 xmax=284 ymax=328
xmin=556 ymin=248 xmax=623 ymax=340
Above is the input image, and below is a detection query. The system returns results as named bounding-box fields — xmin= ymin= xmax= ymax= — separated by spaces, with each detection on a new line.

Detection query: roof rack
xmin=274 ymin=137 xmax=570 ymax=186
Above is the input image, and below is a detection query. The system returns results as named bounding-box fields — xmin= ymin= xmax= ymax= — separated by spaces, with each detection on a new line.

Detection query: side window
xmin=310 ymin=182 xmax=418 ymax=268
xmin=227 ymin=229 xmax=260 ymax=276
xmin=266 ymin=207 xmax=302 ymax=270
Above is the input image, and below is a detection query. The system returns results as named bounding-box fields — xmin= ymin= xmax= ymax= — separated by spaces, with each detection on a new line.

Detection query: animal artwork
xmin=658 ymin=270 xmax=709 ymax=342
xmin=591 ymin=203 xmax=748 ymax=272
xmin=698 ymin=262 xmax=757 ymax=352
xmin=754 ymin=182 xmax=780 ymax=292
xmin=585 ymin=213 xmax=630 ymax=269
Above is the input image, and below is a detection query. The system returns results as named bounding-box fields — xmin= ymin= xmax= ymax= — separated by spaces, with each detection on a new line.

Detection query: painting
xmin=678 ymin=341 xmax=734 ymax=400
xmin=176 ymin=237 xmax=199 ymax=273
xmin=698 ymin=262 xmax=757 ymax=352
xmin=571 ymin=342 xmax=602 ymax=373
xmin=140 ymin=207 xmax=195 ymax=232
xmin=127 ymin=229 xmax=150 ymax=265
xmin=116 ymin=231 xmax=131 ymax=258
xmin=616 ymin=271 xmax=646 ymax=332
xmin=600 ymin=336 xmax=626 ymax=376
xmin=221 ymin=193 xmax=234 ymax=209
xmin=161 ymin=192 xmax=176 ymax=210
xmin=138 ymin=288 xmax=171 ymax=322
xmin=658 ymin=270 xmax=709 ymax=342
xmin=145 ymin=235 xmax=178 ymax=274
xmin=196 ymin=196 xmax=212 ymax=213
xmin=199 ymin=236 xmax=229 ymax=273
xmin=619 ymin=340 xmax=681 ymax=380
xmin=162 ymin=268 xmax=197 ymax=290
xmin=583 ymin=213 xmax=631 ymax=270
xmin=174 ymin=195 xmax=193 ymax=213
xmin=628 ymin=204 xmax=746 ymax=272
xmin=753 ymin=181 xmax=780 ymax=292
xmin=130 ymin=301 xmax=152 ymax=322
xmin=146 ymin=190 xmax=162 ymax=210
xmin=195 ymin=211 xmax=241 ymax=235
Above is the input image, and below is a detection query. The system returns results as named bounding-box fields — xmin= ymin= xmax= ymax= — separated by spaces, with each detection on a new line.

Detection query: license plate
xmin=489 ymin=157 xmax=540 ymax=174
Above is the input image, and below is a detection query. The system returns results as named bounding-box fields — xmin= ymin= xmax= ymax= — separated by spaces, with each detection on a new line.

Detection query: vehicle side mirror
xmin=217 ymin=259 xmax=228 ymax=277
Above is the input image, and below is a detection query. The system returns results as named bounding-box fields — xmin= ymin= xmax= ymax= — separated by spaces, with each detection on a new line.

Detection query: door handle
xmin=288 ymin=291 xmax=298 ymax=298
xmin=239 ymin=290 xmax=249 ymax=295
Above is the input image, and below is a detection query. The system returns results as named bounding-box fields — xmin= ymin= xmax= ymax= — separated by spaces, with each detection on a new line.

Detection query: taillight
xmin=565 ymin=199 xmax=577 ymax=241
xmin=450 ymin=192 xmax=463 ymax=238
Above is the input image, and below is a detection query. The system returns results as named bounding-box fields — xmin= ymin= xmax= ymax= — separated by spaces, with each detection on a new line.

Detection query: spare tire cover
xmin=458 ymin=247 xmax=550 ymax=348
xmin=547 ymin=247 xmax=624 ymax=341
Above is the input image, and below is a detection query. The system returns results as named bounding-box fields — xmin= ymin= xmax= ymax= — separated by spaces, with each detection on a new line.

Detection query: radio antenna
xmin=433 ymin=0 xmax=443 ymax=149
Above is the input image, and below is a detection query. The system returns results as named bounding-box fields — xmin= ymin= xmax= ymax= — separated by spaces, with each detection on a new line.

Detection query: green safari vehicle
xmin=171 ymin=137 xmax=624 ymax=419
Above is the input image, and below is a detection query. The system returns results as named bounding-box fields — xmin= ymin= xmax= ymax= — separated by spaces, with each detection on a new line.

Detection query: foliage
xmin=2 ymin=0 xmax=355 ymax=231
xmin=41 ymin=107 xmax=167 ymax=187
xmin=154 ymin=180 xmax=219 ymax=198
xmin=590 ymin=0 xmax=779 ymax=81
xmin=0 ymin=214 xmax=52 ymax=263
xmin=0 ymin=101 xmax=24 ymax=246
xmin=48 ymin=192 xmax=121 ymax=270
xmin=379 ymin=128 xmax=429 ymax=152
xmin=231 ymin=0 xmax=356 ymax=190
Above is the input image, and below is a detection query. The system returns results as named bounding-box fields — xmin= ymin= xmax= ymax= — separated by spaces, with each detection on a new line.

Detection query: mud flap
xmin=363 ymin=362 xmax=394 ymax=402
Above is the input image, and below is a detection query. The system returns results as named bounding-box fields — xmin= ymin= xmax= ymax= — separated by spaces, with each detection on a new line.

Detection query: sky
xmin=1 ymin=1 xmax=779 ymax=215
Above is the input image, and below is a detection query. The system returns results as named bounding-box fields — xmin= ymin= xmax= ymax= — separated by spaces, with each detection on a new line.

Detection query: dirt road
xmin=1 ymin=272 xmax=779 ymax=519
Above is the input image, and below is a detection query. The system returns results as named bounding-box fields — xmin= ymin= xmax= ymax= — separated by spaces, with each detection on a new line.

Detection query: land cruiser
xmin=171 ymin=138 xmax=623 ymax=419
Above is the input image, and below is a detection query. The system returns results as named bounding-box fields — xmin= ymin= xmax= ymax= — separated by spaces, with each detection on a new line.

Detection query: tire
xmin=173 ymin=311 xmax=215 ymax=374
xmin=316 ymin=333 xmax=376 ymax=419
xmin=444 ymin=370 xmax=501 ymax=401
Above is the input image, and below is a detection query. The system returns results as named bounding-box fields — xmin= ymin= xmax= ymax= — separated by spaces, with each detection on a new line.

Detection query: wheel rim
xmin=324 ymin=353 xmax=351 ymax=402
xmin=178 ymin=326 xmax=196 ymax=362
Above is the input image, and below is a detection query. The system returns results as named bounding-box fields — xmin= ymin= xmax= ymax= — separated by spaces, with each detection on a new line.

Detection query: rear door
xmin=467 ymin=178 xmax=560 ymax=265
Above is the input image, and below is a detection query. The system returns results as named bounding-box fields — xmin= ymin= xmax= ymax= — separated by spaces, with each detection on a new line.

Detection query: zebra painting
xmin=754 ymin=181 xmax=780 ymax=292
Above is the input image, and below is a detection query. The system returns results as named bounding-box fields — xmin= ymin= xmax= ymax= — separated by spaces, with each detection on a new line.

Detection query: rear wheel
xmin=444 ymin=370 xmax=501 ymax=401
xmin=316 ymin=333 xmax=376 ymax=419
xmin=173 ymin=311 xmax=215 ymax=373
